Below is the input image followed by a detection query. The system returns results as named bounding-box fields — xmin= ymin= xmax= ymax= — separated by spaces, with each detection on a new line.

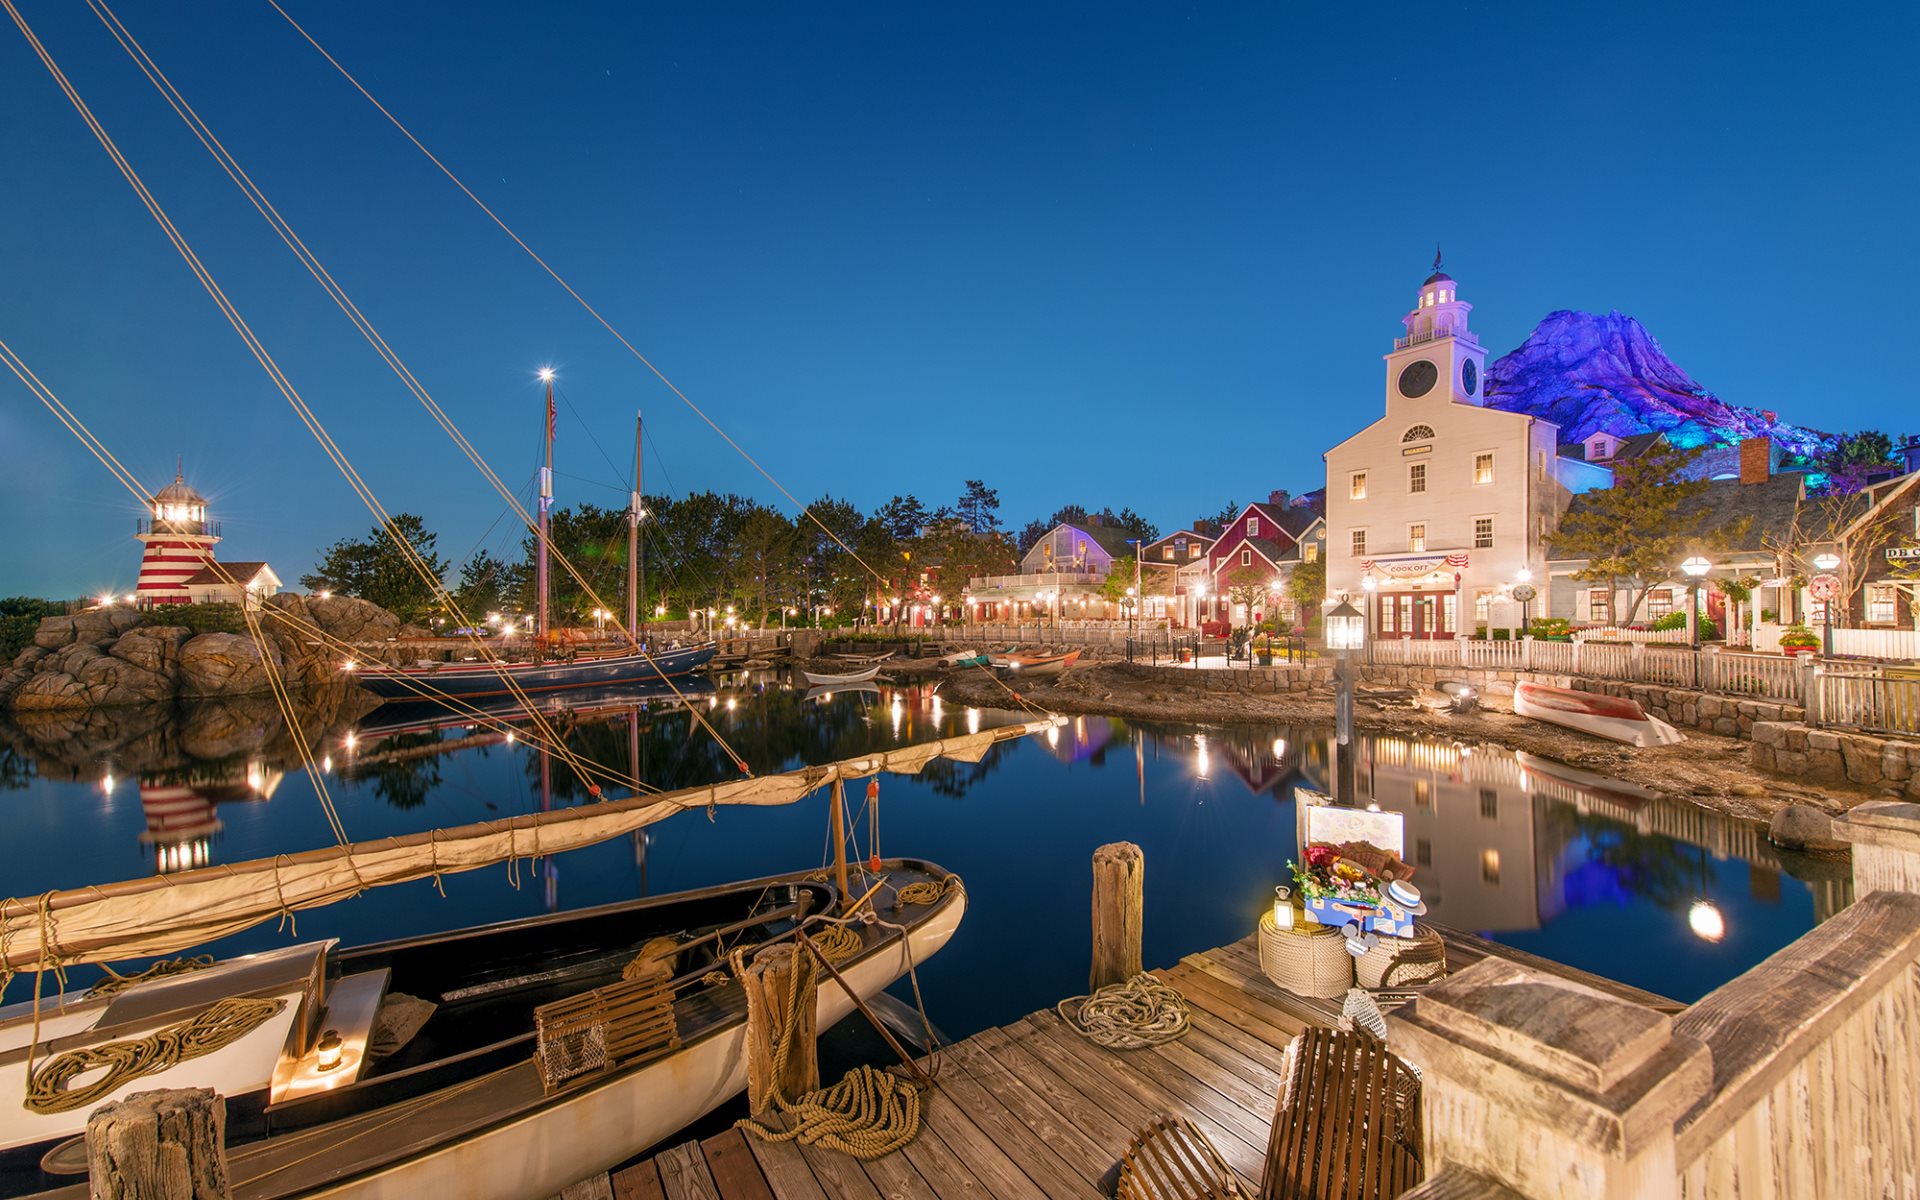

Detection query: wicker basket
xmin=1257 ymin=911 xmax=1352 ymax=999
xmin=1353 ymin=922 xmax=1446 ymax=990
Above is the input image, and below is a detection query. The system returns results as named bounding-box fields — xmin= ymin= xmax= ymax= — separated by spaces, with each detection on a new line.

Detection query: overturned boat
xmin=1513 ymin=681 xmax=1684 ymax=747
xmin=989 ymin=649 xmax=1081 ymax=678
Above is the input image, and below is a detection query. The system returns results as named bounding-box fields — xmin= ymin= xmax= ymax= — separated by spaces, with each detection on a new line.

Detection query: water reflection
xmin=0 ymin=676 xmax=1848 ymax=1011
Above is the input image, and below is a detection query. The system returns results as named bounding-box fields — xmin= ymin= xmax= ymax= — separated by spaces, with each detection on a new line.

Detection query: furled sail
xmin=1 ymin=717 xmax=1062 ymax=974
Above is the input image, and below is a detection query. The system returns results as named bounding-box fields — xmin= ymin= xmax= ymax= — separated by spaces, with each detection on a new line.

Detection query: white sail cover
xmin=1 ymin=717 xmax=1061 ymax=973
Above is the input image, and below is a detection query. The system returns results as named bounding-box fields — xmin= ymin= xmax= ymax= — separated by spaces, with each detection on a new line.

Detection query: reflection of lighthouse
xmin=135 ymin=760 xmax=281 ymax=873
xmin=134 ymin=467 xmax=220 ymax=608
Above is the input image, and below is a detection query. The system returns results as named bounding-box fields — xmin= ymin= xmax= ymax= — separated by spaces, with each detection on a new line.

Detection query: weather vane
xmin=1433 ymin=245 xmax=1443 ymax=274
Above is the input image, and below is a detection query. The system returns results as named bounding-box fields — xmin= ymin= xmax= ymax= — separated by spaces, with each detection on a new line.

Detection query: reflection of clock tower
xmin=1384 ymin=251 xmax=1487 ymax=412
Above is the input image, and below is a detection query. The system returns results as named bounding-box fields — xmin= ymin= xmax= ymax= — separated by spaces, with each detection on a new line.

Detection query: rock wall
xmin=0 ymin=595 xmax=424 ymax=711
xmin=1752 ymin=723 xmax=1920 ymax=798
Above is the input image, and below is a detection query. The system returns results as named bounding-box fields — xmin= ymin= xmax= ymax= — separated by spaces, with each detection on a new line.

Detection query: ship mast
xmin=629 ymin=410 xmax=643 ymax=650
xmin=536 ymin=368 xmax=555 ymax=642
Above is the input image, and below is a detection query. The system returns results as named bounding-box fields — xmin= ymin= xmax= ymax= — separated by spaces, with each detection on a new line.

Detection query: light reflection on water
xmin=0 ymin=674 xmax=1843 ymax=1030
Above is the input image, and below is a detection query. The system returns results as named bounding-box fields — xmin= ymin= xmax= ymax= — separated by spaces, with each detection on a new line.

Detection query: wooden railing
xmin=1814 ymin=670 xmax=1920 ymax=737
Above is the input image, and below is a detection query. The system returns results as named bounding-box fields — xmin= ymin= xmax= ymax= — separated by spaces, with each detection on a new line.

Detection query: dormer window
xmin=1591 ymin=437 xmax=1614 ymax=461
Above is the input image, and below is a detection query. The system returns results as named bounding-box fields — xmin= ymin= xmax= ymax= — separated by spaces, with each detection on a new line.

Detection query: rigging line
xmin=263 ymin=0 xmax=893 ymax=595
xmin=554 ymin=382 xmax=628 ymax=491
xmin=72 ymin=2 xmax=729 ymax=779
xmin=551 ymin=469 xmax=629 ymax=495
xmin=87 ymin=1 xmax=743 ymax=775
xmin=0 ymin=339 xmax=353 ymax=844
xmin=16 ymin=4 xmax=596 ymax=784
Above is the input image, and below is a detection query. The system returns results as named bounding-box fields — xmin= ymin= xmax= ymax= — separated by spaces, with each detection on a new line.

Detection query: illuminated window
xmin=1248 ymin=517 xmax=1260 ymax=537
xmin=1474 ymin=452 xmax=1494 ymax=484
xmin=1647 ymin=588 xmax=1677 ymax=619
xmin=1409 ymin=463 xmax=1426 ymax=494
xmin=1589 ymin=588 xmax=1610 ymax=622
xmin=1475 ymin=589 xmax=1492 ymax=622
xmin=1867 ymin=585 xmax=1896 ymax=624
xmin=1402 ymin=425 xmax=1436 ymax=443
xmin=1351 ymin=472 xmax=1368 ymax=500
xmin=1163 ymin=546 xmax=1175 ymax=560
xmin=1474 ymin=517 xmax=1494 ymax=549
xmin=1481 ymin=850 xmax=1501 ymax=883
xmin=1408 ymin=524 xmax=1426 ymax=553
xmin=1303 ymin=543 xmax=1318 ymax=563
xmin=1190 ymin=543 xmax=1203 ymax=559
xmin=1414 ymin=780 xmax=1432 ymax=808
xmin=1479 ymin=788 xmax=1498 ymax=820
xmin=1351 ymin=529 xmax=1367 ymax=556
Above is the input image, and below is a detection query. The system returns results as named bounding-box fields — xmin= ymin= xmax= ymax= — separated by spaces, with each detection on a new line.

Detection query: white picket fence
xmin=1370 ymin=638 xmax=1819 ymax=704
xmin=1832 ymin=627 xmax=1920 ymax=661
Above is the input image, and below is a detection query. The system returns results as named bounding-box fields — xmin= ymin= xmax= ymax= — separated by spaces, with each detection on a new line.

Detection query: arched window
xmin=1402 ymin=424 xmax=1436 ymax=442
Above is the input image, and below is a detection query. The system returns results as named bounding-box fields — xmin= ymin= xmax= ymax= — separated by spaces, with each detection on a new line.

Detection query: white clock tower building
xmin=1323 ymin=257 xmax=1573 ymax=639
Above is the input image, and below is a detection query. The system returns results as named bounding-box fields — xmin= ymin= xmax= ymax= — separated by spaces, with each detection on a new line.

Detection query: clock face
xmin=1462 ymin=360 xmax=1478 ymax=396
xmin=1398 ymin=360 xmax=1438 ymax=398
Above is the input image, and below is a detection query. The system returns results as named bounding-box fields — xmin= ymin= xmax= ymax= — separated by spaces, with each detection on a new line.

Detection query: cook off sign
xmin=1360 ymin=554 xmax=1469 ymax=578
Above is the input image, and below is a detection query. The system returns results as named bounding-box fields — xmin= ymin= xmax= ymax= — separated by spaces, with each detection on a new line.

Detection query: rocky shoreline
xmin=927 ymin=660 xmax=1880 ymax=824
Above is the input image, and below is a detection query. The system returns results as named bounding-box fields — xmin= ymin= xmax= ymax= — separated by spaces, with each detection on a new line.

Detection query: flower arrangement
xmin=1289 ymin=843 xmax=1384 ymax=907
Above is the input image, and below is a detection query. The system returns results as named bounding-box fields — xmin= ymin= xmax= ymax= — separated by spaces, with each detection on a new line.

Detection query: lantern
xmin=1325 ymin=599 xmax=1365 ymax=652
xmin=1272 ymin=885 xmax=1295 ymax=931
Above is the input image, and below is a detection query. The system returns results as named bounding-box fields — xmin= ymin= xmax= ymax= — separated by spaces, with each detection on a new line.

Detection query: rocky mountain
xmin=1482 ymin=310 xmax=1829 ymax=459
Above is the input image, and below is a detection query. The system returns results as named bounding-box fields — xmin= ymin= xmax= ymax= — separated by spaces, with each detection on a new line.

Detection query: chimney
xmin=1903 ymin=436 xmax=1920 ymax=476
xmin=1193 ymin=520 xmax=1209 ymax=534
xmin=1268 ymin=489 xmax=1290 ymax=507
xmin=1086 ymin=513 xmax=1104 ymax=527
xmin=1738 ymin=436 xmax=1771 ymax=486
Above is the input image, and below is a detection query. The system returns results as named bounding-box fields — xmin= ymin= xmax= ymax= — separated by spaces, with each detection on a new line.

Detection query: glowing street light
xmin=1811 ymin=552 xmax=1842 ymax=656
xmin=1681 ymin=555 xmax=1713 ymax=650
xmin=537 ymin=367 xmax=555 ymax=383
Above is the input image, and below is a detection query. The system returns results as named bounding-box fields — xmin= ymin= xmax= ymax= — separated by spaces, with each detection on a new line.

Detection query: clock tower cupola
xmin=1384 ymin=249 xmax=1487 ymax=410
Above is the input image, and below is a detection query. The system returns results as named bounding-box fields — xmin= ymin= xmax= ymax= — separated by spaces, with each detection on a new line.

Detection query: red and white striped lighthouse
xmin=134 ymin=468 xmax=221 ymax=607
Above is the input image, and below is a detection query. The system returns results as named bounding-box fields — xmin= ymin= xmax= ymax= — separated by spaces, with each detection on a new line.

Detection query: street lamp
xmin=1325 ymin=598 xmax=1366 ymax=747
xmin=1125 ymin=585 xmax=1137 ymax=634
xmin=1681 ymin=556 xmax=1713 ymax=650
xmin=1812 ymin=551 xmax=1842 ymax=657
xmin=1360 ymin=575 xmax=1377 ymax=642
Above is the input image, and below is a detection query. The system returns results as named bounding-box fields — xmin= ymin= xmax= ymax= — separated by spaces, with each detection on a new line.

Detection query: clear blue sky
xmin=3 ymin=2 xmax=1915 ymax=598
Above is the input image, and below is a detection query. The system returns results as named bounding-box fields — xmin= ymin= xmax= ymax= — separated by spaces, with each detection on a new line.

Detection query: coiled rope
xmin=86 ymin=955 xmax=213 ymax=998
xmin=894 ymin=874 xmax=962 ymax=909
xmin=24 ymin=996 xmax=284 ymax=1114
xmin=808 ymin=922 xmax=863 ymax=963
xmin=1056 ymin=973 xmax=1191 ymax=1050
xmin=736 ymin=938 xmax=923 ymax=1159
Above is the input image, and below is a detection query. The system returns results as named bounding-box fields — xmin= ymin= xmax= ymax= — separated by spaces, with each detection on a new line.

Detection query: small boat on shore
xmin=2 ymin=861 xmax=964 ymax=1200
xmin=937 ymin=649 xmax=990 ymax=668
xmin=989 ymin=649 xmax=1081 ymax=678
xmin=1513 ymin=681 xmax=1684 ymax=747
xmin=349 ymin=642 xmax=717 ymax=701
xmin=801 ymin=665 xmax=882 ymax=687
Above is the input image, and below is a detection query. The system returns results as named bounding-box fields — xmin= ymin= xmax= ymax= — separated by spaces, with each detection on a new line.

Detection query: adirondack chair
xmin=1114 ymin=1028 xmax=1422 ymax=1200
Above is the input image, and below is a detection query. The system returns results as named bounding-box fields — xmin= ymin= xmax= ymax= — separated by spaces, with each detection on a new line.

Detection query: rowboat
xmin=1513 ymin=681 xmax=1684 ymax=747
xmin=801 ymin=665 xmax=882 ymax=687
xmin=4 ymin=861 xmax=964 ymax=1199
xmin=804 ymin=682 xmax=881 ymax=703
xmin=937 ymin=650 xmax=990 ymax=668
xmin=347 ymin=642 xmax=717 ymax=701
xmin=989 ymin=649 xmax=1082 ymax=678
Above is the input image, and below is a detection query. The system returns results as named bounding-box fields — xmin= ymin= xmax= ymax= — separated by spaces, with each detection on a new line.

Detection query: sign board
xmin=1809 ymin=574 xmax=1842 ymax=601
xmin=1511 ymin=583 xmax=1538 ymax=603
xmin=1888 ymin=547 xmax=1920 ymax=561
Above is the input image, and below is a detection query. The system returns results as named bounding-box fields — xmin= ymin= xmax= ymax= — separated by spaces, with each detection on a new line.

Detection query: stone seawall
xmin=1752 ymin=722 xmax=1920 ymax=797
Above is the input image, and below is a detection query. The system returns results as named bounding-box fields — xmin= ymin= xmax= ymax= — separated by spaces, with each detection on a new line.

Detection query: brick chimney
xmin=1193 ymin=520 xmax=1209 ymax=534
xmin=1268 ymin=489 xmax=1290 ymax=507
xmin=1738 ymin=436 xmax=1772 ymax=485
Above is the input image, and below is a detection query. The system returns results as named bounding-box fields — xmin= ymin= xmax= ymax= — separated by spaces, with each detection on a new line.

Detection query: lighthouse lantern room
xmin=134 ymin=467 xmax=222 ymax=607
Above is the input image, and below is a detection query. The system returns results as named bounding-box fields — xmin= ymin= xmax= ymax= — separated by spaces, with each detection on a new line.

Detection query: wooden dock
xmin=563 ymin=926 xmax=1672 ymax=1200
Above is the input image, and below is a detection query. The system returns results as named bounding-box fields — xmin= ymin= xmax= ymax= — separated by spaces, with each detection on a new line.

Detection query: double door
xmin=1378 ymin=591 xmax=1455 ymax=640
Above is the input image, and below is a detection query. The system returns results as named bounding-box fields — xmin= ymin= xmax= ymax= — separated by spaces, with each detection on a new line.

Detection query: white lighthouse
xmin=133 ymin=468 xmax=221 ymax=608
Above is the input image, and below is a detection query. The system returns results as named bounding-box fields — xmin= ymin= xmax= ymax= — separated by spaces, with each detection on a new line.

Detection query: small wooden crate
xmin=1354 ymin=922 xmax=1447 ymax=990
xmin=1257 ymin=911 xmax=1352 ymax=999
xmin=1116 ymin=1115 xmax=1248 ymax=1199
xmin=533 ymin=974 xmax=680 ymax=1094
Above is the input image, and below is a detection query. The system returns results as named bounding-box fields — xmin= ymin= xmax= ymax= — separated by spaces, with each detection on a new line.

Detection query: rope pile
xmin=87 ymin=954 xmax=214 ymax=997
xmin=808 ymin=922 xmax=863 ymax=963
xmin=24 ymin=996 xmax=284 ymax=1114
xmin=1056 ymin=973 xmax=1191 ymax=1050
xmin=894 ymin=874 xmax=962 ymax=909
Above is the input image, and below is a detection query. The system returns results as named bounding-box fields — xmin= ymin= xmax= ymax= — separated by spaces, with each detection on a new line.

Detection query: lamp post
xmin=1812 ymin=552 xmax=1842 ymax=657
xmin=1681 ymin=556 xmax=1713 ymax=650
xmin=1325 ymin=598 xmax=1366 ymax=747
xmin=1513 ymin=566 xmax=1535 ymax=638
xmin=1360 ymin=575 xmax=1377 ymax=645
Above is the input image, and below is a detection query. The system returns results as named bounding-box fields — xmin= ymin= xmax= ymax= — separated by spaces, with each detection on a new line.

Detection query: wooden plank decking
xmin=575 ymin=927 xmax=1673 ymax=1200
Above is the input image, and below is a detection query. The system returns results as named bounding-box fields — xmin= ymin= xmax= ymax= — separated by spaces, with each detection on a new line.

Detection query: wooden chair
xmin=1114 ymin=1028 xmax=1421 ymax=1200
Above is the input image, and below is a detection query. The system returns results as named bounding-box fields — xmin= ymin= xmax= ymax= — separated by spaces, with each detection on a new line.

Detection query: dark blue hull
xmin=353 ymin=643 xmax=718 ymax=701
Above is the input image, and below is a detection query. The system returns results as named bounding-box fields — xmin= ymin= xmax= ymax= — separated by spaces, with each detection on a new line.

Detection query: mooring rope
xmin=23 ymin=996 xmax=284 ymax=1114
xmin=1056 ymin=973 xmax=1191 ymax=1050
xmin=86 ymin=954 xmax=214 ymax=998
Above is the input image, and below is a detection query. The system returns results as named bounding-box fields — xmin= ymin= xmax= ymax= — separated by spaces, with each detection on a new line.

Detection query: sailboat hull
xmin=351 ymin=644 xmax=717 ymax=701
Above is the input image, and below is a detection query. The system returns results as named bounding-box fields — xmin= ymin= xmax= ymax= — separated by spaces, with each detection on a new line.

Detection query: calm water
xmin=0 ymin=674 xmax=1843 ymax=1039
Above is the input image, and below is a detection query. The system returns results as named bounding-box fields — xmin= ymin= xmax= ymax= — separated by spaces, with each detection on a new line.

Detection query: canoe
xmin=348 ymin=642 xmax=718 ymax=702
xmin=938 ymin=650 xmax=990 ymax=668
xmin=1513 ymin=681 xmax=1684 ymax=747
xmin=4 ymin=861 xmax=964 ymax=1199
xmin=988 ymin=649 xmax=1082 ymax=678
xmin=801 ymin=665 xmax=882 ymax=686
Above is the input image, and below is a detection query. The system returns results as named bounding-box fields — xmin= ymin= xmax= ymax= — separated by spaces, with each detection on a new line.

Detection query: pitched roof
xmin=1549 ymin=474 xmax=1806 ymax=558
xmin=183 ymin=562 xmax=273 ymax=587
xmin=1558 ymin=431 xmax=1667 ymax=462
xmin=1064 ymin=522 xmax=1140 ymax=558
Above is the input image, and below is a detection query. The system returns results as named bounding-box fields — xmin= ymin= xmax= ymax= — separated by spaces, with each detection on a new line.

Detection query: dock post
xmin=85 ymin=1087 xmax=230 ymax=1200
xmin=741 ymin=943 xmax=819 ymax=1116
xmin=1090 ymin=841 xmax=1145 ymax=990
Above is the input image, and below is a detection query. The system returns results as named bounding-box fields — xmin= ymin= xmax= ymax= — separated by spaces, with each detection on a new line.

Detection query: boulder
xmin=304 ymin=595 xmax=406 ymax=644
xmin=10 ymin=644 xmax=176 ymax=710
xmin=32 ymin=608 xmax=143 ymax=650
xmin=1768 ymin=804 xmax=1848 ymax=855
xmin=109 ymin=626 xmax=191 ymax=676
xmin=178 ymin=633 xmax=285 ymax=697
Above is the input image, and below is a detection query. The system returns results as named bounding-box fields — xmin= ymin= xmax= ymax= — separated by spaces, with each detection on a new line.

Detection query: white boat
xmin=801 ymin=665 xmax=882 ymax=686
xmin=1513 ymin=681 xmax=1685 ymax=747
xmin=804 ymin=682 xmax=881 ymax=703
xmin=987 ymin=649 xmax=1082 ymax=678
xmin=4 ymin=863 xmax=964 ymax=1199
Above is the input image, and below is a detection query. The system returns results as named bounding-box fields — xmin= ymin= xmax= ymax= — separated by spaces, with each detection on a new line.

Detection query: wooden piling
xmin=1090 ymin=841 xmax=1144 ymax=991
xmin=740 ymin=943 xmax=818 ymax=1116
xmin=85 ymin=1087 xmax=229 ymax=1200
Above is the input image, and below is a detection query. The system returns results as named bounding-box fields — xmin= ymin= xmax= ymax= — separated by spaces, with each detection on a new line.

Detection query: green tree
xmin=1111 ymin=507 xmax=1159 ymax=544
xmin=1223 ymin=562 xmax=1274 ymax=631
xmin=875 ymin=495 xmax=929 ymax=541
xmin=453 ymin=550 xmax=526 ymax=622
xmin=732 ymin=506 xmax=800 ymax=624
xmin=1553 ymin=445 xmax=1724 ymax=625
xmin=956 ymin=479 xmax=1002 ymax=533
xmin=1288 ymin=559 xmax=1326 ymax=629
xmin=1 ymin=596 xmax=64 ymax=660
xmin=301 ymin=513 xmax=449 ymax=623
xmin=920 ymin=522 xmax=1016 ymax=608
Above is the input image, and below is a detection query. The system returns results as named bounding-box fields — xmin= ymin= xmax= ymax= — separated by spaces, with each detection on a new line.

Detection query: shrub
xmin=158 ymin=603 xmax=247 ymax=636
xmin=1526 ymin=617 xmax=1571 ymax=640
xmin=1780 ymin=623 xmax=1820 ymax=649
xmin=0 ymin=597 xmax=64 ymax=660
xmin=1650 ymin=611 xmax=1687 ymax=632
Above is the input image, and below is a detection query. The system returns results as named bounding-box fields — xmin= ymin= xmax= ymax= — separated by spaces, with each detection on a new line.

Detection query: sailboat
xmin=351 ymin=390 xmax=715 ymax=702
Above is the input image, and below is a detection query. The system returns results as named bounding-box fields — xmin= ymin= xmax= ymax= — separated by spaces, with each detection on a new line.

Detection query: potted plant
xmin=1779 ymin=624 xmax=1819 ymax=656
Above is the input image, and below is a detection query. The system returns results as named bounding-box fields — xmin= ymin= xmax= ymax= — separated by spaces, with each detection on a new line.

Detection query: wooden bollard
xmin=740 ymin=943 xmax=819 ymax=1116
xmin=1090 ymin=841 xmax=1145 ymax=991
xmin=85 ymin=1087 xmax=229 ymax=1200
